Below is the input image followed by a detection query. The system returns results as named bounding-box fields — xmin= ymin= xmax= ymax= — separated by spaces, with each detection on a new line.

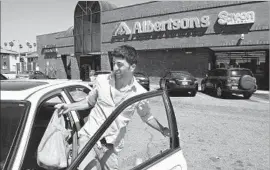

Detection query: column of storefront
xmin=100 ymin=53 xmax=112 ymax=71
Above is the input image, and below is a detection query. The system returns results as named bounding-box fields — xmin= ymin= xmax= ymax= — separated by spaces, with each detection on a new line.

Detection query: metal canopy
xmin=210 ymin=45 xmax=269 ymax=52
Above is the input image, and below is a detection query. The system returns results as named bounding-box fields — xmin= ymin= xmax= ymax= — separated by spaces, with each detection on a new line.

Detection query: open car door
xmin=67 ymin=90 xmax=187 ymax=170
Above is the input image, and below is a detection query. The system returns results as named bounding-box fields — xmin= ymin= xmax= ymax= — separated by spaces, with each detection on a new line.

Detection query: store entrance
xmin=80 ymin=55 xmax=101 ymax=81
xmin=214 ymin=50 xmax=269 ymax=90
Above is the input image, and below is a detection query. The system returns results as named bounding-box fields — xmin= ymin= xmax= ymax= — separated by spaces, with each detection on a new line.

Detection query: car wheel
xmin=243 ymin=93 xmax=252 ymax=99
xmin=201 ymin=83 xmax=206 ymax=93
xmin=190 ymin=91 xmax=197 ymax=97
xmin=239 ymin=75 xmax=256 ymax=90
xmin=216 ymin=86 xmax=223 ymax=98
xmin=223 ymin=92 xmax=232 ymax=99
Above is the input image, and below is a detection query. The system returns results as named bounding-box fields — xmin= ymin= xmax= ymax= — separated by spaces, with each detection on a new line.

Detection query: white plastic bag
xmin=37 ymin=109 xmax=71 ymax=169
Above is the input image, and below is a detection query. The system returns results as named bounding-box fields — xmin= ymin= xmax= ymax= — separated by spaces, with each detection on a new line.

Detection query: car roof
xmin=168 ymin=70 xmax=191 ymax=73
xmin=0 ymin=79 xmax=87 ymax=100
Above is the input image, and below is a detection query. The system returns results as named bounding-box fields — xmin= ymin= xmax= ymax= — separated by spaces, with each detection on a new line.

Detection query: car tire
xmin=201 ymin=83 xmax=206 ymax=93
xmin=190 ymin=91 xmax=197 ymax=97
xmin=216 ymin=86 xmax=223 ymax=98
xmin=243 ymin=93 xmax=252 ymax=99
xmin=223 ymin=92 xmax=232 ymax=98
xmin=239 ymin=75 xmax=256 ymax=90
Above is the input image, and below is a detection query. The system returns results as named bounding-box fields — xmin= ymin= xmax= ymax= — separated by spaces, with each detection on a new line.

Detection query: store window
xmin=215 ymin=51 xmax=266 ymax=74
xmin=74 ymin=1 xmax=101 ymax=54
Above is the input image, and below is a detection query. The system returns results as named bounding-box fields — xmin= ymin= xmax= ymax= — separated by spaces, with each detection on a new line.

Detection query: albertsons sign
xmin=113 ymin=15 xmax=210 ymax=36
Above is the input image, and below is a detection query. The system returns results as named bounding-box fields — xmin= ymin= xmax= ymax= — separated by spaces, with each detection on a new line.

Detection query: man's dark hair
xmin=111 ymin=45 xmax=138 ymax=65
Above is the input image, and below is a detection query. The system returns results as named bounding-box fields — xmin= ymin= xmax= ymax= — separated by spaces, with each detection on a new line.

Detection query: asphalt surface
xmin=170 ymin=92 xmax=269 ymax=170
xmin=116 ymin=90 xmax=269 ymax=170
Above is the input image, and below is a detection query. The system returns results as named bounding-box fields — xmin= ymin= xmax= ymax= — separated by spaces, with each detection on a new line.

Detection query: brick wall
xmin=135 ymin=48 xmax=211 ymax=77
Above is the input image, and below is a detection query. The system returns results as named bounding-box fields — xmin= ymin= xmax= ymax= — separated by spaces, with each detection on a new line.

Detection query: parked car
xmin=160 ymin=71 xmax=198 ymax=96
xmin=0 ymin=79 xmax=187 ymax=170
xmin=134 ymin=72 xmax=150 ymax=91
xmin=0 ymin=73 xmax=8 ymax=80
xmin=16 ymin=71 xmax=51 ymax=79
xmin=201 ymin=68 xmax=257 ymax=99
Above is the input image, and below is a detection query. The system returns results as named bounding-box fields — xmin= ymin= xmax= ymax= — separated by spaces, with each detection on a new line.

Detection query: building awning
xmin=210 ymin=45 xmax=269 ymax=52
xmin=79 ymin=51 xmax=108 ymax=57
xmin=25 ymin=51 xmax=38 ymax=58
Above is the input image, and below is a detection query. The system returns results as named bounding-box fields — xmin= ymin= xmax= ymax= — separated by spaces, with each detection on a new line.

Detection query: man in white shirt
xmin=55 ymin=45 xmax=170 ymax=170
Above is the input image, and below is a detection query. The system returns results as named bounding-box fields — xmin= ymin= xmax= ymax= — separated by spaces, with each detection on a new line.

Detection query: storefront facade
xmin=37 ymin=26 xmax=77 ymax=79
xmin=100 ymin=1 xmax=269 ymax=89
xmin=38 ymin=1 xmax=269 ymax=88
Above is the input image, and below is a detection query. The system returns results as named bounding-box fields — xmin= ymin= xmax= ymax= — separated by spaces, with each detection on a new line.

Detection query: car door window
xmin=68 ymin=91 xmax=182 ymax=170
xmin=65 ymin=86 xmax=91 ymax=125
xmin=66 ymin=86 xmax=90 ymax=102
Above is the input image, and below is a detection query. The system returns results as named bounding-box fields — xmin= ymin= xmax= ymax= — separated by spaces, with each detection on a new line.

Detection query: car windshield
xmin=229 ymin=70 xmax=253 ymax=77
xmin=0 ymin=101 xmax=29 ymax=168
xmin=171 ymin=71 xmax=192 ymax=78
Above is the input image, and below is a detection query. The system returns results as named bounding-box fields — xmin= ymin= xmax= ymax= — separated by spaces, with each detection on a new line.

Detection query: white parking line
xmin=233 ymin=94 xmax=269 ymax=104
xmin=196 ymin=92 xmax=209 ymax=99
xmin=250 ymin=96 xmax=269 ymax=104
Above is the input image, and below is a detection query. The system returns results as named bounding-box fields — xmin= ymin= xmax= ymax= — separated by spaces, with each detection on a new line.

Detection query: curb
xmin=255 ymin=90 xmax=269 ymax=95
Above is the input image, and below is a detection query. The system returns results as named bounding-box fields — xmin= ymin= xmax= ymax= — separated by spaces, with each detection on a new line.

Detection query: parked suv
xmin=201 ymin=68 xmax=257 ymax=99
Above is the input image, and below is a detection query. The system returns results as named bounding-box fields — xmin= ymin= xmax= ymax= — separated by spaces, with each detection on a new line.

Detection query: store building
xmin=0 ymin=48 xmax=19 ymax=74
xmin=37 ymin=1 xmax=269 ymax=89
xmin=25 ymin=51 xmax=39 ymax=71
xmin=37 ymin=26 xmax=75 ymax=79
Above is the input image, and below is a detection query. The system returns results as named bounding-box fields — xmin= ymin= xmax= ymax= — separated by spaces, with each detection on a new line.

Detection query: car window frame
xmin=63 ymin=85 xmax=92 ymax=130
xmin=3 ymin=100 xmax=31 ymax=170
xmin=67 ymin=90 xmax=180 ymax=170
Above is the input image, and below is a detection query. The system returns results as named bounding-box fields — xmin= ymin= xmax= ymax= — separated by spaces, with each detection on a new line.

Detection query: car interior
xmin=21 ymin=95 xmax=71 ymax=170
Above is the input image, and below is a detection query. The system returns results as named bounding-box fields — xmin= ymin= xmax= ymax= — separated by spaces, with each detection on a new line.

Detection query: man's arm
xmin=136 ymin=100 xmax=170 ymax=137
xmin=145 ymin=118 xmax=170 ymax=137
xmin=55 ymin=87 xmax=98 ymax=114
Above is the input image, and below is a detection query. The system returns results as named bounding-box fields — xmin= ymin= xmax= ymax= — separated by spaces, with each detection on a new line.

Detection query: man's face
xmin=112 ymin=57 xmax=135 ymax=79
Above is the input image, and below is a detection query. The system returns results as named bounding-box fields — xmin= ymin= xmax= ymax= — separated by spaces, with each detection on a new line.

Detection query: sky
xmin=1 ymin=0 xmax=151 ymax=52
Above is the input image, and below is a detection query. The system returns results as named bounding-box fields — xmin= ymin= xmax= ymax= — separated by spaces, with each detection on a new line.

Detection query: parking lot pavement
xmin=168 ymin=92 xmax=269 ymax=170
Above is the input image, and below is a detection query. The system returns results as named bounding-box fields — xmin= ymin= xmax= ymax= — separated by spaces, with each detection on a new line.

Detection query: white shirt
xmin=78 ymin=74 xmax=153 ymax=152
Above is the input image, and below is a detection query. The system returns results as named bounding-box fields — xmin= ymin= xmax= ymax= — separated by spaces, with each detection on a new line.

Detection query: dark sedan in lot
xmin=134 ymin=72 xmax=150 ymax=91
xmin=160 ymin=71 xmax=198 ymax=96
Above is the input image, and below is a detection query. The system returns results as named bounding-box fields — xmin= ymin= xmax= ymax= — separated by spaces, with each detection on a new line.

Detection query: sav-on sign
xmin=113 ymin=16 xmax=210 ymax=36
xmin=218 ymin=11 xmax=255 ymax=25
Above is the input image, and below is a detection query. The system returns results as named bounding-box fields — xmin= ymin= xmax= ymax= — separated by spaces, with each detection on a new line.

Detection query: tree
xmin=29 ymin=44 xmax=33 ymax=51
xmin=26 ymin=42 xmax=31 ymax=47
xmin=9 ymin=41 xmax=14 ymax=50
xmin=4 ymin=42 xmax=7 ymax=49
